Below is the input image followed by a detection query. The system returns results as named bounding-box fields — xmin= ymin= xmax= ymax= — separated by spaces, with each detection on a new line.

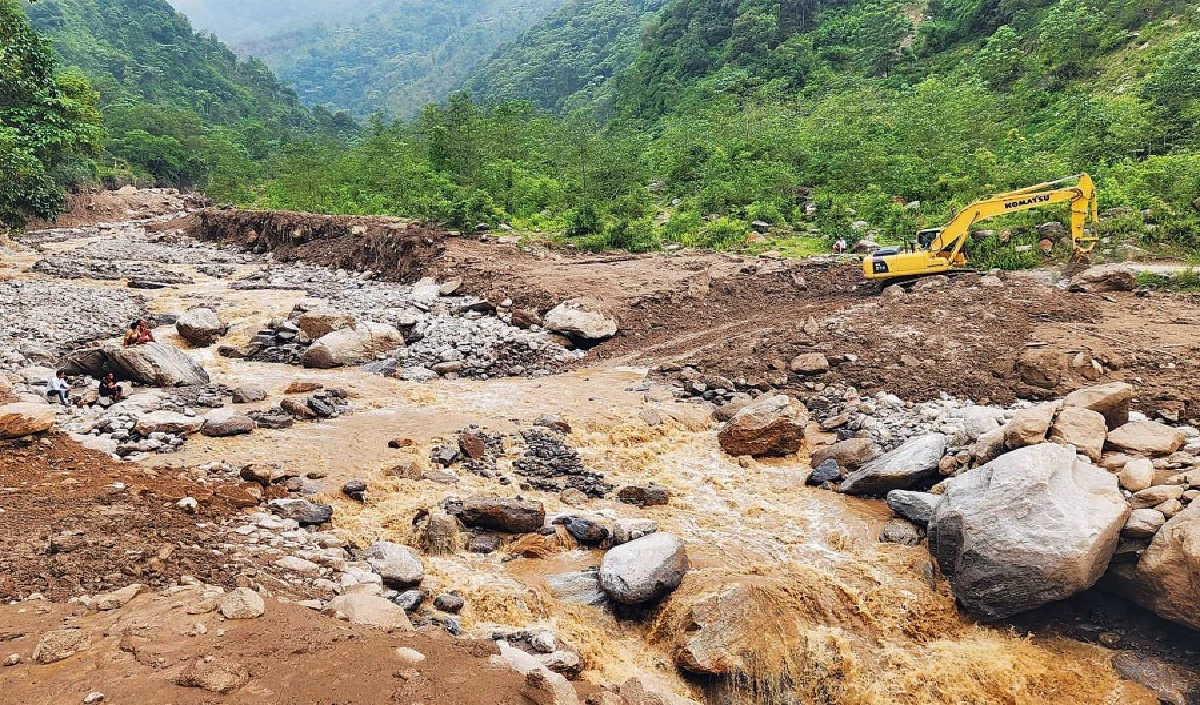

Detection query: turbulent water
xmin=1 ymin=215 xmax=1164 ymax=705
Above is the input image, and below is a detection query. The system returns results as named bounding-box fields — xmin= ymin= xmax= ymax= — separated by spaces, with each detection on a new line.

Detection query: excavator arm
xmin=864 ymin=174 xmax=1099 ymax=281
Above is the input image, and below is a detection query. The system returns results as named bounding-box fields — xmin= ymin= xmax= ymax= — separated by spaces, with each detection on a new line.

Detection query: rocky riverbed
xmin=1 ymin=197 xmax=1198 ymax=705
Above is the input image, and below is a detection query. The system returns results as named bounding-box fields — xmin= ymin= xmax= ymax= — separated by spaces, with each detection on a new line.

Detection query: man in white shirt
xmin=46 ymin=370 xmax=71 ymax=406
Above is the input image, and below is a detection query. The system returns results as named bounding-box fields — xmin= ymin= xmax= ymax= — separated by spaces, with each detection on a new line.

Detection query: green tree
xmin=1 ymin=0 xmax=102 ymax=227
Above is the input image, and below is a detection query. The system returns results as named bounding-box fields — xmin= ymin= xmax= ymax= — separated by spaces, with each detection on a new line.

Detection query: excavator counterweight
xmin=864 ymin=174 xmax=1099 ymax=282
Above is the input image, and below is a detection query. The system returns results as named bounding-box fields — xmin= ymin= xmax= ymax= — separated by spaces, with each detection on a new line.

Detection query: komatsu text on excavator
xmin=863 ymin=174 xmax=1099 ymax=282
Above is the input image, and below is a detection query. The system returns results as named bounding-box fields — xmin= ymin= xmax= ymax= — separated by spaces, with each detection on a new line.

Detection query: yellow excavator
xmin=863 ymin=174 xmax=1099 ymax=282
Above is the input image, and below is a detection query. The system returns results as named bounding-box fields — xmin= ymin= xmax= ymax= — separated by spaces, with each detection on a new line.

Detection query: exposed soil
xmin=24 ymin=188 xmax=207 ymax=230
xmin=3 ymin=198 xmax=1196 ymax=705
xmin=0 ymin=594 xmax=527 ymax=705
xmin=0 ymin=434 xmax=258 ymax=601
xmin=192 ymin=209 xmax=1200 ymax=416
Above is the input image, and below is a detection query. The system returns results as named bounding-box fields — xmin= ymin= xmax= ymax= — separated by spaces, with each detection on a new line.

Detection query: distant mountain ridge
xmin=167 ymin=0 xmax=565 ymax=117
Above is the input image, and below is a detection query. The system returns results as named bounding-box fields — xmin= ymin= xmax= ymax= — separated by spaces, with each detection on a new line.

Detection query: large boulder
xmin=717 ymin=394 xmax=808 ymax=457
xmin=296 ymin=310 xmax=356 ymax=339
xmin=445 ymin=496 xmax=545 ymax=533
xmin=1069 ymin=265 xmax=1137 ymax=294
xmin=809 ymin=437 xmax=879 ymax=469
xmin=200 ymin=412 xmax=256 ymax=437
xmin=61 ymin=347 xmax=109 ymax=377
xmin=599 ymin=532 xmax=688 ymax=605
xmin=928 ymin=444 xmax=1128 ymax=620
xmin=1048 ymin=406 xmax=1107 ymax=461
xmin=839 ymin=434 xmax=946 ymax=495
xmin=364 ymin=541 xmax=425 ymax=587
xmin=302 ymin=322 xmax=405 ymax=369
xmin=323 ymin=593 xmax=413 ymax=631
xmin=134 ymin=410 xmax=204 ymax=436
xmin=1109 ymin=504 xmax=1200 ymax=630
xmin=175 ymin=307 xmax=224 ymax=347
xmin=0 ymin=402 xmax=56 ymax=439
xmin=1106 ymin=420 xmax=1185 ymax=457
xmin=1063 ymin=382 xmax=1133 ymax=430
xmin=104 ymin=343 xmax=210 ymax=387
xmin=1003 ymin=404 xmax=1057 ymax=448
xmin=542 ymin=298 xmax=618 ymax=340
xmin=963 ymin=407 xmax=1003 ymax=441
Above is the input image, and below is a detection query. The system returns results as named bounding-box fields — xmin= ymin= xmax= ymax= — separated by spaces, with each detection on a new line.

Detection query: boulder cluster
xmin=223 ymin=267 xmax=609 ymax=380
xmin=793 ymin=380 xmax=1200 ymax=630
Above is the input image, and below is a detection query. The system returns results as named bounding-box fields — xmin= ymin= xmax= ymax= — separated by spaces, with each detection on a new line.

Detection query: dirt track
xmin=195 ymin=209 xmax=1200 ymax=418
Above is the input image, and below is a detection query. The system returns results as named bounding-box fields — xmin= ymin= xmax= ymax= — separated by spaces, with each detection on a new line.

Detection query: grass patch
xmin=1135 ymin=268 xmax=1200 ymax=291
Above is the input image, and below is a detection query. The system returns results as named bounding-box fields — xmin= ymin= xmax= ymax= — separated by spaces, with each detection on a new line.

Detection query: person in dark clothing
xmin=99 ymin=373 xmax=125 ymax=402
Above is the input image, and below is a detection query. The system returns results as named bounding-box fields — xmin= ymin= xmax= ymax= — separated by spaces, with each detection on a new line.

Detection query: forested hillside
xmin=463 ymin=0 xmax=667 ymax=113
xmin=20 ymin=0 xmax=350 ymax=191
xmin=167 ymin=0 xmax=359 ymax=43
xmin=241 ymin=0 xmax=562 ymax=117
xmin=164 ymin=0 xmax=563 ymax=117
xmin=241 ymin=0 xmax=1200 ymax=258
xmin=1 ymin=0 xmax=102 ymax=227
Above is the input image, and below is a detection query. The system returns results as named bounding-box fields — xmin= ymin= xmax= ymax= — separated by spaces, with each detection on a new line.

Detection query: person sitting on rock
xmin=123 ymin=320 xmax=156 ymax=347
xmin=123 ymin=321 xmax=141 ymax=348
xmin=137 ymin=320 xmax=156 ymax=345
xmin=98 ymin=373 xmax=125 ymax=403
xmin=45 ymin=370 xmax=71 ymax=406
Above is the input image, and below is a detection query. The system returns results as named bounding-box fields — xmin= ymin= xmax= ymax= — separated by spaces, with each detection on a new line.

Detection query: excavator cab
xmin=916 ymin=228 xmax=941 ymax=249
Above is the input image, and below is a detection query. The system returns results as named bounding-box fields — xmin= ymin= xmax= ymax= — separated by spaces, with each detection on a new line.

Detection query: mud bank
xmin=191 ymin=209 xmax=447 ymax=283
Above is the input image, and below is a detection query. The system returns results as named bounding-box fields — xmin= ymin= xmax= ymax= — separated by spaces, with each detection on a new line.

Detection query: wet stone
xmin=515 ymin=428 xmax=610 ymax=498
xmin=807 ymin=458 xmax=843 ymax=485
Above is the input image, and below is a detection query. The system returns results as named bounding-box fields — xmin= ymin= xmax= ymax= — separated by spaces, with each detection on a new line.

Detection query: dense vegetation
xmin=10 ymin=0 xmax=1200 ymax=260
xmin=19 ymin=0 xmax=352 ymax=190
xmin=240 ymin=0 xmax=1200 ymax=256
xmin=464 ymin=0 xmax=667 ymax=114
xmin=173 ymin=0 xmax=564 ymax=118
xmin=1 ymin=0 xmax=102 ymax=227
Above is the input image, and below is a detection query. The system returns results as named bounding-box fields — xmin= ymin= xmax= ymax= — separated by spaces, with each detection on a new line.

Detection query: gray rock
xmin=963 ymin=407 xmax=1003 ymax=441
xmin=268 ymin=498 xmax=333 ymax=525
xmin=928 ymin=444 xmax=1127 ymax=620
xmin=231 ymin=385 xmax=266 ymax=404
xmin=599 ymin=532 xmax=688 ymax=605
xmin=885 ymin=490 xmax=940 ymax=526
xmin=200 ymin=413 xmax=255 ymax=437
xmin=840 ymin=434 xmax=946 ymax=495
xmin=218 ymin=587 xmax=265 ymax=619
xmin=103 ymin=343 xmax=210 ymax=387
xmin=543 ymin=298 xmax=617 ymax=340
xmin=342 ymin=479 xmax=367 ymax=502
xmin=1122 ymin=508 xmax=1166 ymax=539
xmin=560 ymin=516 xmax=609 ymax=544
xmin=302 ymin=322 xmax=405 ymax=369
xmin=612 ymin=518 xmax=658 ymax=545
xmin=392 ymin=590 xmax=423 ymax=612
xmin=806 ymin=458 xmax=843 ymax=485
xmin=546 ymin=570 xmax=606 ymax=606
xmin=433 ymin=594 xmax=465 ymax=613
xmin=176 ymin=307 xmax=224 ymax=347
xmin=364 ymin=541 xmax=424 ymax=587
